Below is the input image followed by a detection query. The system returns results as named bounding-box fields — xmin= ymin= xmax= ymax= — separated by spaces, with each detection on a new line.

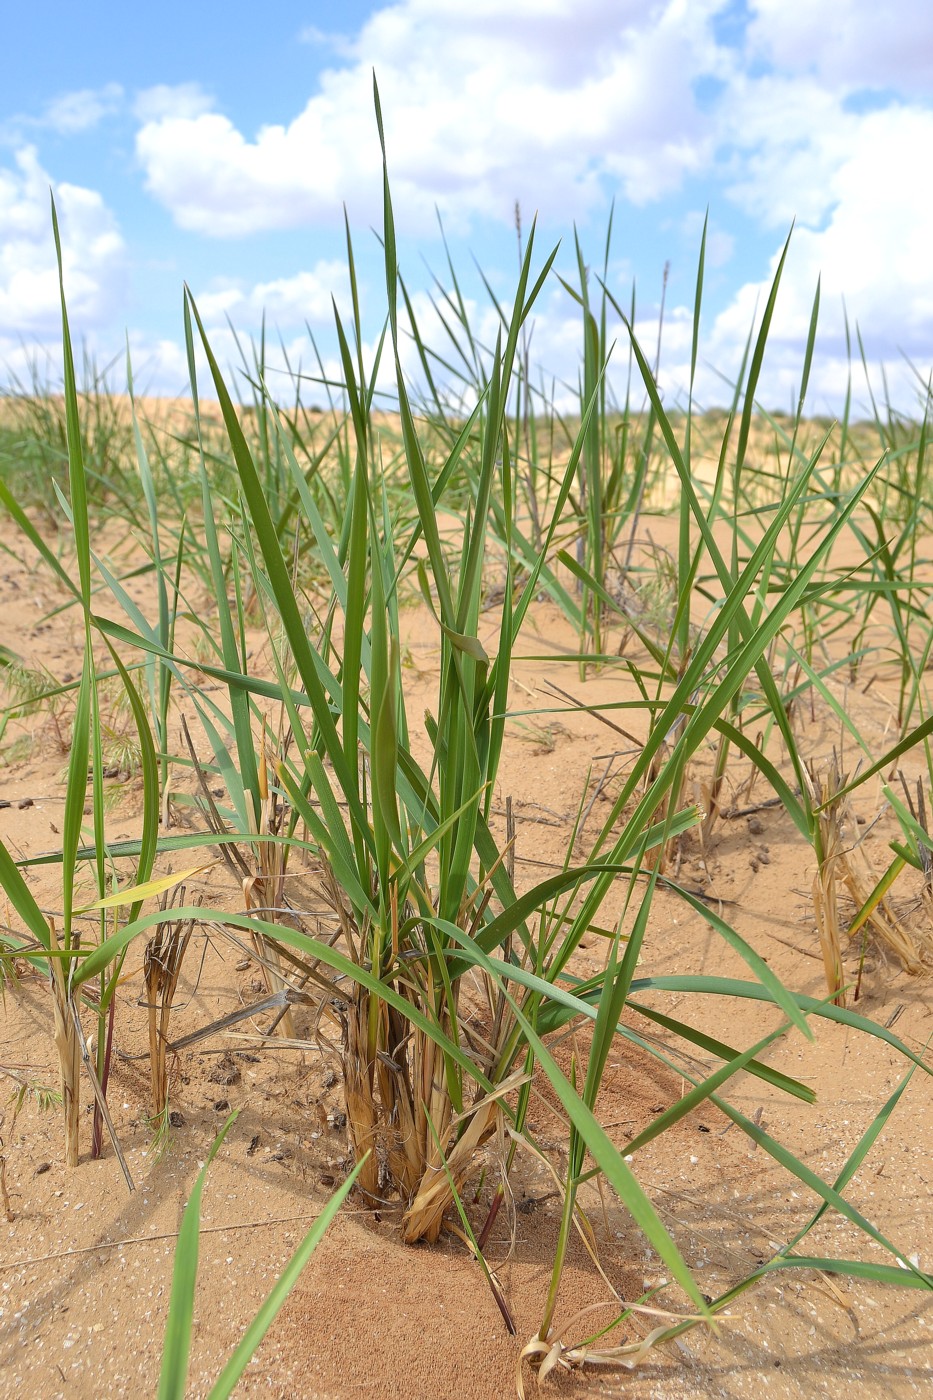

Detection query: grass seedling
xmin=158 ymin=1111 xmax=366 ymax=1400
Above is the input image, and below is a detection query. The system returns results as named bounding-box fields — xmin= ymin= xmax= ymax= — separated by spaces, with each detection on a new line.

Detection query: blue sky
xmin=2 ymin=0 xmax=932 ymax=417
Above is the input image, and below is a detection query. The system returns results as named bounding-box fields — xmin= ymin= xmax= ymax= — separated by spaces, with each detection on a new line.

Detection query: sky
xmin=1 ymin=0 xmax=932 ymax=419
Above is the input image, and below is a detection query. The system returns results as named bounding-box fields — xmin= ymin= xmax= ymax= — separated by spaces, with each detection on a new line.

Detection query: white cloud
xmin=0 ymin=84 xmax=124 ymax=143
xmin=136 ymin=106 xmax=355 ymax=236
xmin=134 ymin=0 xmax=725 ymax=237
xmin=0 ymin=147 xmax=126 ymax=338
xmin=661 ymin=4 xmax=933 ymax=414
xmin=133 ymin=84 xmax=215 ymax=123
xmin=42 ymin=84 xmax=124 ymax=134
xmin=747 ymin=0 xmax=933 ymax=96
xmin=699 ymin=102 xmax=933 ymax=411
xmin=717 ymin=74 xmax=859 ymax=228
xmin=713 ymin=5 xmax=933 ymax=241
xmin=193 ymin=261 xmax=348 ymax=326
xmin=297 ymin=25 xmax=355 ymax=57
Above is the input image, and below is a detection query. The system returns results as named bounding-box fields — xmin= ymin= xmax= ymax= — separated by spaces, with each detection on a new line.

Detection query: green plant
xmin=158 ymin=1113 xmax=364 ymax=1400
xmin=0 ymin=346 xmax=142 ymax=525
xmin=0 ymin=200 xmax=160 ymax=1169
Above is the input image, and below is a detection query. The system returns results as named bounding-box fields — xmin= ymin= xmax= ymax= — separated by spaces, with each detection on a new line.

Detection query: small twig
xmin=576 ymin=755 xmax=617 ymax=846
xmin=721 ymin=796 xmax=788 ymax=819
xmin=490 ymin=803 xmax=565 ymax=829
xmin=542 ymin=678 xmax=642 ymax=747
xmin=180 ymin=714 xmax=251 ymax=880
xmin=656 ymin=876 xmax=738 ymax=907
xmin=0 ymin=1207 xmax=363 ymax=1271
xmin=0 ymin=1139 xmax=12 ymax=1223
xmin=761 ymin=930 xmax=823 ymax=962
xmin=118 ymin=987 xmax=319 ymax=1060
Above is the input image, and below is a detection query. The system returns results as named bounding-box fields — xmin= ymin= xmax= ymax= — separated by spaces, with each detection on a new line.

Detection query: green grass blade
xmin=205 ymin=1160 xmax=366 ymax=1400
xmin=0 ymin=839 xmax=52 ymax=951
xmin=158 ymin=1113 xmax=239 ymax=1400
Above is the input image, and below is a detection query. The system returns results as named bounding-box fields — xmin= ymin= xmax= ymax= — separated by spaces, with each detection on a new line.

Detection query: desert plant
xmin=0 ymin=201 xmax=161 ymax=1168
xmin=0 ymin=346 xmax=141 ymax=524
xmin=158 ymin=1112 xmax=364 ymax=1400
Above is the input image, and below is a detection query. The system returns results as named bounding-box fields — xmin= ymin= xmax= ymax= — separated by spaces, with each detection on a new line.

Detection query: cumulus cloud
xmin=722 ymin=106 xmax=933 ymax=354
xmin=692 ymin=92 xmax=933 ymax=412
xmin=0 ymin=147 xmax=126 ymax=338
xmin=126 ymin=0 xmax=931 ymax=419
xmin=134 ymin=0 xmax=724 ymax=237
xmin=193 ymin=261 xmax=348 ymax=326
xmin=746 ymin=0 xmax=933 ymax=96
xmin=625 ymin=2 xmax=930 ymax=412
xmin=716 ymin=74 xmax=859 ymax=229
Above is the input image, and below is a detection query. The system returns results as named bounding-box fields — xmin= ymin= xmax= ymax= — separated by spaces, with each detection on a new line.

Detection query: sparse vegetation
xmin=2 ymin=86 xmax=933 ymax=1396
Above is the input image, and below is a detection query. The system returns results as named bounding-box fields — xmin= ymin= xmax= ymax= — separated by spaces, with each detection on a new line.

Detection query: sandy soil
xmin=1 ymin=498 xmax=932 ymax=1400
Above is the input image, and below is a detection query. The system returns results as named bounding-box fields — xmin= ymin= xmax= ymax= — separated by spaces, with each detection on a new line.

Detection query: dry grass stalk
xmin=518 ymin=1299 xmax=704 ymax=1398
xmin=47 ymin=918 xmax=81 ymax=1167
xmin=342 ymin=994 xmax=382 ymax=1202
xmin=842 ymin=834 xmax=929 ymax=975
xmin=900 ymin=775 xmax=933 ymax=938
xmin=242 ymin=730 xmax=296 ymax=1039
xmin=806 ymin=756 xmax=931 ymax=1004
xmin=144 ymin=886 xmax=198 ymax=1120
xmin=338 ymin=951 xmax=505 ymax=1241
xmin=805 ymin=758 xmax=847 ymax=1006
xmin=401 ymin=1093 xmax=501 ymax=1244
